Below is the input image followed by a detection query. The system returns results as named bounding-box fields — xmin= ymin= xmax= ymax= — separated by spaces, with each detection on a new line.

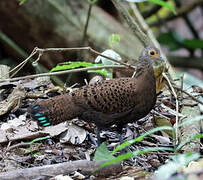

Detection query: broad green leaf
xmin=50 ymin=61 xmax=94 ymax=72
xmin=93 ymin=142 xmax=115 ymax=161
xmin=88 ymin=64 xmax=112 ymax=78
xmin=50 ymin=61 xmax=110 ymax=77
xmin=88 ymin=69 xmax=108 ymax=77
xmin=156 ymin=153 xmax=200 ymax=179
xmin=112 ymin=126 xmax=174 ymax=155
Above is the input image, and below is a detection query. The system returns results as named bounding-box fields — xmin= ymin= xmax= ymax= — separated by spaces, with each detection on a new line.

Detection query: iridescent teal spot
xmin=43 ymin=122 xmax=51 ymax=126
xmin=33 ymin=105 xmax=39 ymax=109
xmin=34 ymin=113 xmax=42 ymax=117
xmin=39 ymin=120 xmax=47 ymax=123
xmin=38 ymin=117 xmax=46 ymax=121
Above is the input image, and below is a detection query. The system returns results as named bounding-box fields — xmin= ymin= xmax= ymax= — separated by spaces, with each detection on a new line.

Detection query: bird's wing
xmin=72 ymin=78 xmax=139 ymax=114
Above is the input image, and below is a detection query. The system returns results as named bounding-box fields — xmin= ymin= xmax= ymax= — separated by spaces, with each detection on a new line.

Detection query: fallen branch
xmin=0 ymin=160 xmax=122 ymax=179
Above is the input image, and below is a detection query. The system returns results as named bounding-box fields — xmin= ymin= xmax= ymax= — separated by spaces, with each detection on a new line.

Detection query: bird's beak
xmin=159 ymin=56 xmax=165 ymax=62
xmin=153 ymin=56 xmax=165 ymax=68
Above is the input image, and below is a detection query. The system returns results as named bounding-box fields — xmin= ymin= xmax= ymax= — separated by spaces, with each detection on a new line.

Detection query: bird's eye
xmin=150 ymin=51 xmax=155 ymax=55
xmin=148 ymin=49 xmax=158 ymax=58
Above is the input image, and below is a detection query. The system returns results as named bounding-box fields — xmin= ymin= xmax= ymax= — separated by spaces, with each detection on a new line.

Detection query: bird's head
xmin=139 ymin=46 xmax=165 ymax=68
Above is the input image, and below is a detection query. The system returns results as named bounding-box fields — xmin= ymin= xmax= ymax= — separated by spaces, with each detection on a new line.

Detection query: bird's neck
xmin=135 ymin=62 xmax=154 ymax=79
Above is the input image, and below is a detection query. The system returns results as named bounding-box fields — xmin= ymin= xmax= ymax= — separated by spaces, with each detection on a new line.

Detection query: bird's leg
xmin=116 ymin=124 xmax=124 ymax=144
xmin=116 ymin=124 xmax=132 ymax=154
xmin=96 ymin=127 xmax=106 ymax=146
xmin=88 ymin=132 xmax=98 ymax=147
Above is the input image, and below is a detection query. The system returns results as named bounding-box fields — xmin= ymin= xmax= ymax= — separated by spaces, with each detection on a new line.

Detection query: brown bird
xmin=29 ymin=46 xmax=164 ymax=144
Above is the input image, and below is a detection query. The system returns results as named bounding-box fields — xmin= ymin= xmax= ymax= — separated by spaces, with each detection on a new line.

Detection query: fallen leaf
xmin=60 ymin=124 xmax=87 ymax=144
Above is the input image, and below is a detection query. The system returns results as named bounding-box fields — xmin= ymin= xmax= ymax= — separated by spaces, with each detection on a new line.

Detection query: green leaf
xmin=149 ymin=0 xmax=176 ymax=14
xmin=50 ymin=61 xmax=111 ymax=77
xmin=158 ymin=32 xmax=203 ymax=50
xmin=28 ymin=136 xmax=50 ymax=145
xmin=50 ymin=61 xmax=94 ymax=72
xmin=100 ymin=147 xmax=173 ymax=169
xmin=157 ymin=32 xmax=182 ymax=51
xmin=171 ymin=30 xmax=184 ymax=43
xmin=88 ymin=64 xmax=111 ymax=78
xmin=109 ymin=34 xmax=120 ymax=48
xmin=134 ymin=147 xmax=174 ymax=156
xmin=88 ymin=0 xmax=98 ymax=5
xmin=156 ymin=153 xmax=200 ymax=179
xmin=176 ymin=133 xmax=203 ymax=151
xmin=19 ymin=0 xmax=27 ymax=5
xmin=112 ymin=126 xmax=174 ymax=155
xmin=183 ymin=39 xmax=203 ymax=49
xmin=124 ymin=0 xmax=176 ymax=14
xmin=93 ymin=142 xmax=115 ymax=161
xmin=124 ymin=0 xmax=148 ymax=2
xmin=99 ymin=152 xmax=133 ymax=168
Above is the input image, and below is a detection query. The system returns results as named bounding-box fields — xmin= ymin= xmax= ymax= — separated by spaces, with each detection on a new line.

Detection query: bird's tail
xmin=29 ymin=94 xmax=83 ymax=127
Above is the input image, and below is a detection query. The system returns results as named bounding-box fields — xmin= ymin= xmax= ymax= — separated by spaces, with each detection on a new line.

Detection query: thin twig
xmin=175 ymin=86 xmax=203 ymax=105
xmin=32 ymin=49 xmax=43 ymax=64
xmin=5 ymin=48 xmax=38 ymax=79
xmin=36 ymin=47 xmax=135 ymax=69
xmin=180 ymin=74 xmax=184 ymax=99
xmin=10 ymin=61 xmax=27 ymax=78
xmin=5 ymin=142 xmax=30 ymax=152
xmin=182 ymin=103 xmax=198 ymax=107
xmin=0 ymin=32 xmax=64 ymax=85
xmin=81 ymin=0 xmax=96 ymax=45
xmin=0 ymin=65 xmax=125 ymax=83
xmin=1 ymin=46 xmax=134 ymax=84
xmin=162 ymin=72 xmax=179 ymax=144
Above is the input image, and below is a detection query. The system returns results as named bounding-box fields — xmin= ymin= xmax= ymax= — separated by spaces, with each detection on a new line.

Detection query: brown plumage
xmin=29 ymin=46 xmax=164 ymax=143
